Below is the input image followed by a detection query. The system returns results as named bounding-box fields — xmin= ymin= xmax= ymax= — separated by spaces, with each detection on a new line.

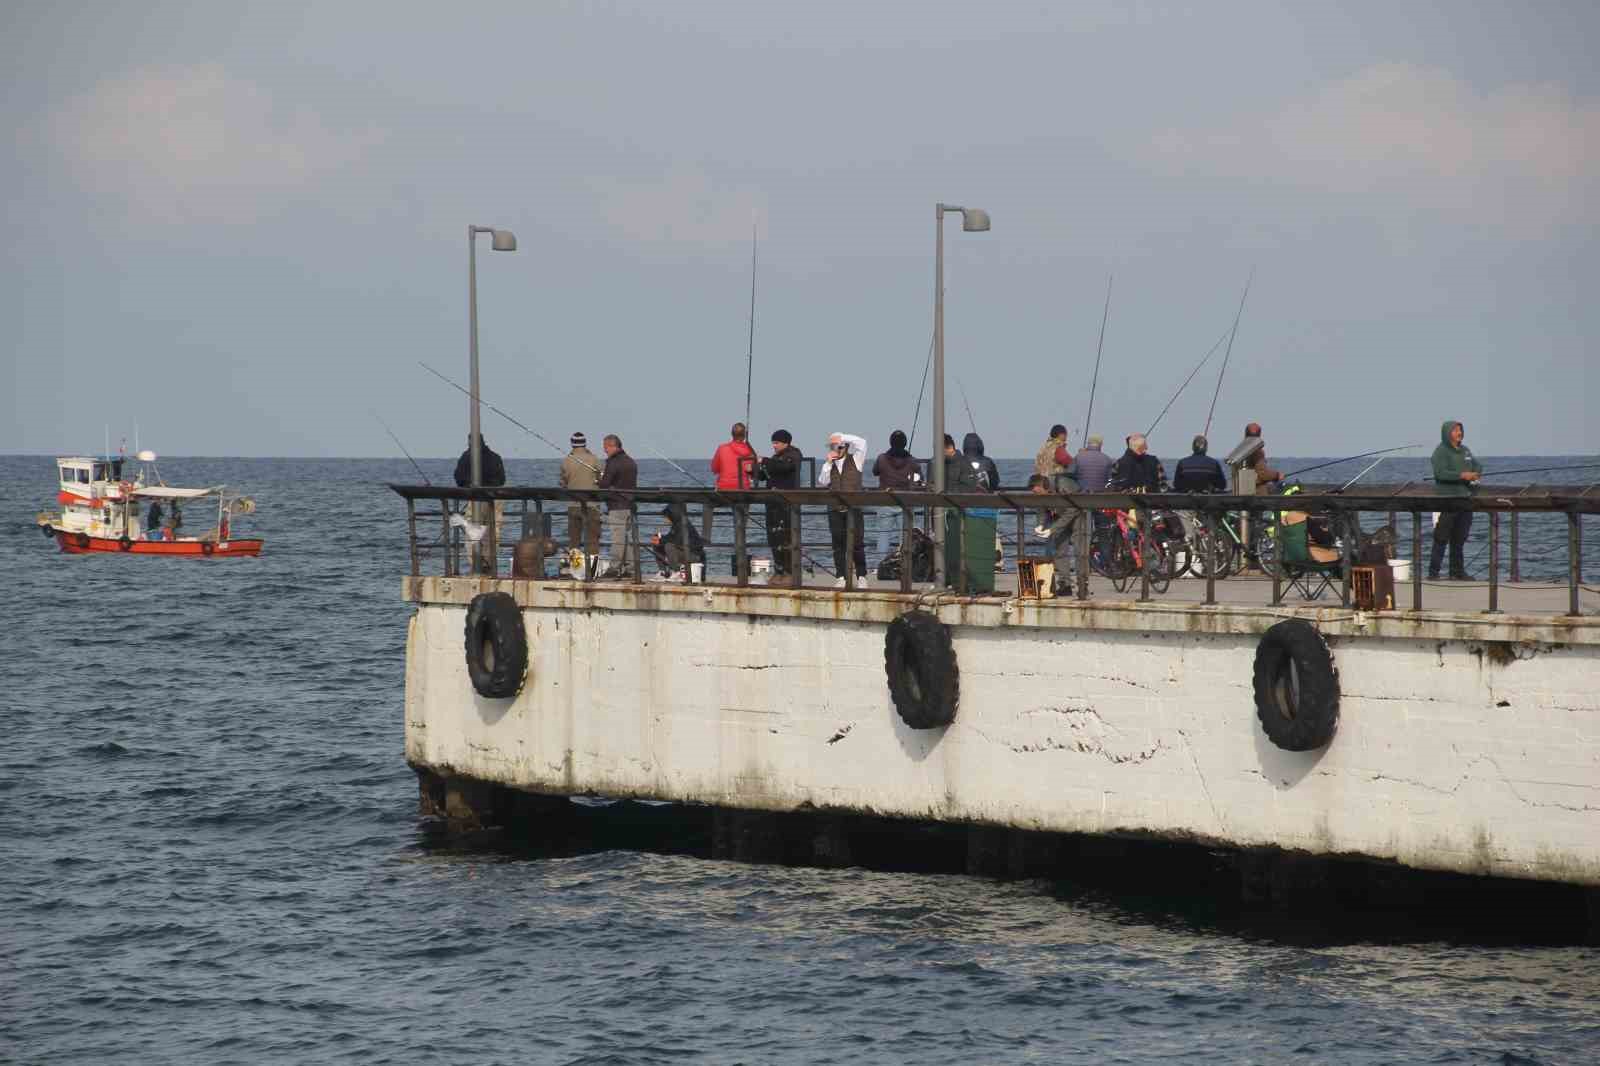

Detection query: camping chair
xmin=1279 ymin=511 xmax=1342 ymax=601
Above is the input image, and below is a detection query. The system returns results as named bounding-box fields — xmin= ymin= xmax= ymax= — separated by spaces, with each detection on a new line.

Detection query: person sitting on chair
xmin=649 ymin=506 xmax=706 ymax=575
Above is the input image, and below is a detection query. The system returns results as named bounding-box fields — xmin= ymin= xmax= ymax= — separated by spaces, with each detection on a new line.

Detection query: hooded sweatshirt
xmin=873 ymin=433 xmax=921 ymax=489
xmin=1430 ymin=420 xmax=1482 ymax=497
xmin=959 ymin=433 xmax=1000 ymax=492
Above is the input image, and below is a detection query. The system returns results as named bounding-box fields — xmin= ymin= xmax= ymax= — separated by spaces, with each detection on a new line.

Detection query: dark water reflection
xmin=2 ymin=455 xmax=1596 ymax=1063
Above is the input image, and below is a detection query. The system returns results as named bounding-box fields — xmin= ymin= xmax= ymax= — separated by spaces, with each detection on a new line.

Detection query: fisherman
xmin=872 ymin=430 xmax=921 ymax=489
xmin=598 ymin=434 xmax=639 ymax=578
xmin=1238 ymin=422 xmax=1281 ymax=495
xmin=711 ymin=422 xmax=756 ymax=490
xmin=1029 ymin=474 xmax=1076 ymax=592
xmin=1072 ymin=434 xmax=1112 ymax=492
xmin=941 ymin=433 xmax=959 ymax=482
xmin=755 ymin=429 xmax=803 ymax=585
xmin=453 ymin=434 xmax=506 ymax=488
xmin=1429 ymin=420 xmax=1482 ymax=581
xmin=1034 ymin=424 xmax=1072 ymax=490
xmin=144 ymin=499 xmax=163 ymax=539
xmin=818 ymin=432 xmax=870 ymax=586
xmin=649 ymin=506 xmax=707 ymax=576
xmin=1173 ymin=435 xmax=1227 ymax=493
xmin=560 ymin=431 xmax=601 ymax=558
xmin=1110 ymin=433 xmax=1164 ymax=493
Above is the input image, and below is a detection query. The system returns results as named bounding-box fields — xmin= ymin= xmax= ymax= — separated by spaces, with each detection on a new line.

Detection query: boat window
xmin=93 ymin=463 xmax=109 ymax=481
xmin=77 ymin=469 xmax=91 ymax=483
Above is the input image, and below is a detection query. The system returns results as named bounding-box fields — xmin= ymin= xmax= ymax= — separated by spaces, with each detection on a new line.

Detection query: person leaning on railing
xmin=560 ymin=432 xmax=601 ymax=558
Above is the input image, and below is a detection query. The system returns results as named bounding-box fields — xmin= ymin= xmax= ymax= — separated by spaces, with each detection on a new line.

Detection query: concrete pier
xmin=403 ymin=574 xmax=1600 ymax=888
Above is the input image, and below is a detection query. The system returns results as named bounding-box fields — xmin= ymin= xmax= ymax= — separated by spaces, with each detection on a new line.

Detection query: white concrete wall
xmin=406 ymin=604 xmax=1600 ymax=885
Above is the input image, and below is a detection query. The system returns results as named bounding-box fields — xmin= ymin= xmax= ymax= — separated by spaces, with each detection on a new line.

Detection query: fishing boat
xmin=36 ymin=452 xmax=263 ymax=557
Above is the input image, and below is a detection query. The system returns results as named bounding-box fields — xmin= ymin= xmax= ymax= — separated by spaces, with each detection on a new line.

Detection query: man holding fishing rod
xmin=1430 ymin=420 xmax=1482 ymax=581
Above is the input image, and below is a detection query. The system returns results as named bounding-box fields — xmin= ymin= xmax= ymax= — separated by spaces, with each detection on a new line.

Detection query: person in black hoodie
xmin=1110 ymin=433 xmax=1164 ymax=493
xmin=453 ymin=435 xmax=506 ymax=487
xmin=756 ymin=430 xmax=803 ymax=580
xmin=649 ymin=506 xmax=707 ymax=574
xmin=872 ymin=430 xmax=922 ymax=489
xmin=944 ymin=433 xmax=999 ymax=593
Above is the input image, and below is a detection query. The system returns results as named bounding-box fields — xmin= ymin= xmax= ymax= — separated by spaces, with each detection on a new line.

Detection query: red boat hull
xmin=51 ymin=529 xmax=263 ymax=557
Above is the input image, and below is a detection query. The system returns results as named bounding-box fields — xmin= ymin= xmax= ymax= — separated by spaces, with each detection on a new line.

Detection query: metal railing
xmin=390 ymin=483 xmax=1597 ymax=617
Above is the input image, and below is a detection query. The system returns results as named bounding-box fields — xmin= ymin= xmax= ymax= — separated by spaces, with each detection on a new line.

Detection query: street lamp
xmin=467 ymin=224 xmax=518 ymax=487
xmin=931 ymin=203 xmax=990 ymax=582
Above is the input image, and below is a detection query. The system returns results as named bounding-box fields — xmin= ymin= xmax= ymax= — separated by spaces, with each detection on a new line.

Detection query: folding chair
xmin=1279 ymin=511 xmax=1341 ymax=601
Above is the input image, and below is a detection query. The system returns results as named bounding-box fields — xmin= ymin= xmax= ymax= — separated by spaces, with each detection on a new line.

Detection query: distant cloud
xmin=1145 ymin=63 xmax=1600 ymax=236
xmin=591 ymin=168 xmax=764 ymax=249
xmin=50 ymin=64 xmax=382 ymax=226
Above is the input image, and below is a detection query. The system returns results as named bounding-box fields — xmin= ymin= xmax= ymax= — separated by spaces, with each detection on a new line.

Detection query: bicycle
xmin=1091 ymin=506 xmax=1172 ymax=594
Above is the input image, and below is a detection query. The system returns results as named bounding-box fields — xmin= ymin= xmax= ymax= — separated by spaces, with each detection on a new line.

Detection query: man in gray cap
xmin=560 ymin=431 xmax=601 ymax=557
xmin=1071 ymin=434 xmax=1112 ymax=492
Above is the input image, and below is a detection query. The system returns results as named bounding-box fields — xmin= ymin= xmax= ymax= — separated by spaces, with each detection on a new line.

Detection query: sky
xmin=3 ymin=1 xmax=1596 ymax=461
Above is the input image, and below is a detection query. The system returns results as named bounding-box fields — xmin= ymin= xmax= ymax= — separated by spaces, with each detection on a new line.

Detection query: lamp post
xmin=931 ymin=203 xmax=990 ymax=581
xmin=467 ymin=224 xmax=518 ymax=487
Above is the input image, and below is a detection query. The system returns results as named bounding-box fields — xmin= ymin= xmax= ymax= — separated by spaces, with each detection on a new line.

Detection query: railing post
xmin=788 ymin=502 xmax=802 ymax=584
xmin=1570 ymin=511 xmax=1582 ymax=618
xmin=1339 ymin=510 xmax=1352 ymax=608
xmin=1509 ymin=511 xmax=1520 ymax=583
xmin=444 ymin=505 xmax=456 ymax=577
xmin=1136 ymin=506 xmax=1151 ymax=603
xmin=734 ymin=503 xmax=748 ymax=587
xmin=900 ymin=506 xmax=914 ymax=593
xmin=677 ymin=501 xmax=692 ymax=584
xmin=1270 ymin=509 xmax=1283 ymax=606
xmin=1487 ymin=510 xmax=1500 ymax=614
xmin=843 ymin=497 xmax=857 ymax=591
xmin=1076 ymin=505 xmax=1090 ymax=601
xmin=1203 ymin=509 xmax=1216 ymax=606
xmin=407 ymin=498 xmax=420 ymax=577
xmin=1412 ymin=509 xmax=1423 ymax=611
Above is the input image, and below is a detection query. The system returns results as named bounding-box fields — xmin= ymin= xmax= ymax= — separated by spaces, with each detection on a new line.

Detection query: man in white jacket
xmin=817 ymin=432 xmax=869 ymax=586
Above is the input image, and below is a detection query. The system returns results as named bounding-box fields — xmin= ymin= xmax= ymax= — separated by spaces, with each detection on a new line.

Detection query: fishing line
xmin=1480 ymin=462 xmax=1600 ymax=479
xmin=1082 ymin=274 xmax=1112 ymax=442
xmin=418 ymin=362 xmax=601 ymax=474
xmin=1145 ymin=327 xmax=1232 ymax=439
xmin=907 ymin=331 xmax=935 ymax=449
xmin=957 ymin=378 xmax=979 ymax=437
xmin=1282 ymin=444 xmax=1425 ymax=481
xmin=370 ymin=410 xmax=431 ymax=484
xmin=1203 ymin=270 xmax=1252 ymax=439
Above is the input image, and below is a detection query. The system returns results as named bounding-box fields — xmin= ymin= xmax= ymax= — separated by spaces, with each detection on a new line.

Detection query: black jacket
xmin=1111 ymin=448 xmax=1164 ymax=493
xmin=598 ymin=449 xmax=638 ymax=510
xmin=873 ymin=449 xmax=921 ymax=489
xmin=657 ymin=510 xmax=707 ymax=562
xmin=453 ymin=441 xmax=506 ymax=487
xmin=758 ymin=446 xmax=804 ymax=490
xmin=1172 ymin=453 xmax=1227 ymax=493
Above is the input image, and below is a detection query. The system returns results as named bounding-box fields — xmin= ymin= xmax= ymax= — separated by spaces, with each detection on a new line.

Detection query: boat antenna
xmin=1203 ymin=269 xmax=1252 ymax=439
xmin=1282 ymin=444 xmax=1425 ymax=481
xmin=907 ymin=330 xmax=934 ymax=448
xmin=1082 ymin=273 xmax=1112 ymax=442
xmin=418 ymin=362 xmax=600 ymax=474
xmin=957 ymin=378 xmax=979 ymax=437
xmin=371 ymin=410 xmax=430 ymax=484
xmin=744 ymin=213 xmax=757 ymax=431
xmin=1146 ymin=326 xmax=1232 ymax=439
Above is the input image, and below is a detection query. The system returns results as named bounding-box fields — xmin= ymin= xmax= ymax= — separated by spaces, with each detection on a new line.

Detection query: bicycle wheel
xmin=1253 ymin=524 xmax=1282 ymax=578
xmin=1192 ymin=526 xmax=1236 ymax=580
xmin=1166 ymin=532 xmax=1193 ymax=580
xmin=1144 ymin=535 xmax=1172 ymax=594
xmin=1106 ymin=536 xmax=1133 ymax=592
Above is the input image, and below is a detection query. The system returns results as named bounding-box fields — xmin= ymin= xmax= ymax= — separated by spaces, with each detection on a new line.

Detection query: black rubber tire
xmin=885 ymin=611 xmax=958 ymax=729
xmin=464 ymin=591 xmax=528 ymax=699
xmin=119 ymin=535 xmax=134 ymax=551
xmin=75 ymin=532 xmax=90 ymax=549
xmin=43 ymin=524 xmax=55 ymax=539
xmin=1252 ymin=619 xmax=1339 ymax=751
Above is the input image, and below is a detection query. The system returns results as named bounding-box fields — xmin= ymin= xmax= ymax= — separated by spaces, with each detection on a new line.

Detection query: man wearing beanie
xmin=756 ymin=429 xmax=803 ymax=583
xmin=560 ymin=431 xmax=601 ymax=557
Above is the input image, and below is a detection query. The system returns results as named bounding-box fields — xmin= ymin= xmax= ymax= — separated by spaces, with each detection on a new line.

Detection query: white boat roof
xmin=132 ymin=486 xmax=223 ymax=499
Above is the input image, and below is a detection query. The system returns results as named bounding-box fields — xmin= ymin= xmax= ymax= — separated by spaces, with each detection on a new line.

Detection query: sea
xmin=3 ymin=453 xmax=1597 ymax=1065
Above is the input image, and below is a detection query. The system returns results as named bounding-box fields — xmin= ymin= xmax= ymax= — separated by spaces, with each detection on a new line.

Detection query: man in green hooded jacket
xmin=1429 ymin=420 xmax=1482 ymax=580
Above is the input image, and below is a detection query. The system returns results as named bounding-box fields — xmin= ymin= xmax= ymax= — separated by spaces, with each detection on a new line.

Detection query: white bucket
xmin=751 ymin=557 xmax=772 ymax=574
xmin=689 ymin=562 xmax=704 ymax=583
xmin=1390 ymin=559 xmax=1412 ymax=582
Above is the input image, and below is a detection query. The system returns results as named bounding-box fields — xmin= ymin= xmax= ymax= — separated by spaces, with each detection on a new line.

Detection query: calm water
xmin=3 ymin=454 xmax=1597 ymax=1064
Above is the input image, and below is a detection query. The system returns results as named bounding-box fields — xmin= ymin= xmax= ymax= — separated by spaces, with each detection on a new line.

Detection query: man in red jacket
xmin=710 ymin=422 xmax=756 ymax=490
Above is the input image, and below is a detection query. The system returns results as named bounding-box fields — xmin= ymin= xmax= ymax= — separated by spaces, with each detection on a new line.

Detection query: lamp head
xmin=491 ymin=229 xmax=517 ymax=252
xmin=961 ymin=208 xmax=991 ymax=232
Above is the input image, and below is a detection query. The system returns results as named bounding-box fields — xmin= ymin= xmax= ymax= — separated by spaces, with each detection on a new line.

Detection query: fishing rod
xmin=1145 ymin=327 xmax=1232 ymax=439
xmin=744 ymin=215 xmax=758 ymax=431
xmin=907 ymin=331 xmax=934 ymax=449
xmin=419 ymin=361 xmax=601 ymax=474
xmin=1082 ymin=274 xmax=1112 ymax=442
xmin=371 ymin=410 xmax=431 ymax=484
xmin=1203 ymin=270 xmax=1252 ymax=439
xmin=639 ymin=440 xmax=706 ymax=487
xmin=957 ymin=378 xmax=979 ymax=437
xmin=1338 ymin=455 xmax=1390 ymax=492
xmin=1282 ymin=443 xmax=1424 ymax=481
xmin=1480 ymin=461 xmax=1600 ymax=479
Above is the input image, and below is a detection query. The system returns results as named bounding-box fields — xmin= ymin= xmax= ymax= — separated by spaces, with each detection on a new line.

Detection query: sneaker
xmin=833 ymin=576 xmax=847 ymax=588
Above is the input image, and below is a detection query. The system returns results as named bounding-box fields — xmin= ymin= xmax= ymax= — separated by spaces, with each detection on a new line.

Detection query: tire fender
xmin=119 ymin=535 xmax=134 ymax=551
xmin=1252 ymin=619 xmax=1339 ymax=751
xmin=75 ymin=532 xmax=90 ymax=549
xmin=884 ymin=610 xmax=958 ymax=729
xmin=464 ymin=591 xmax=529 ymax=699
